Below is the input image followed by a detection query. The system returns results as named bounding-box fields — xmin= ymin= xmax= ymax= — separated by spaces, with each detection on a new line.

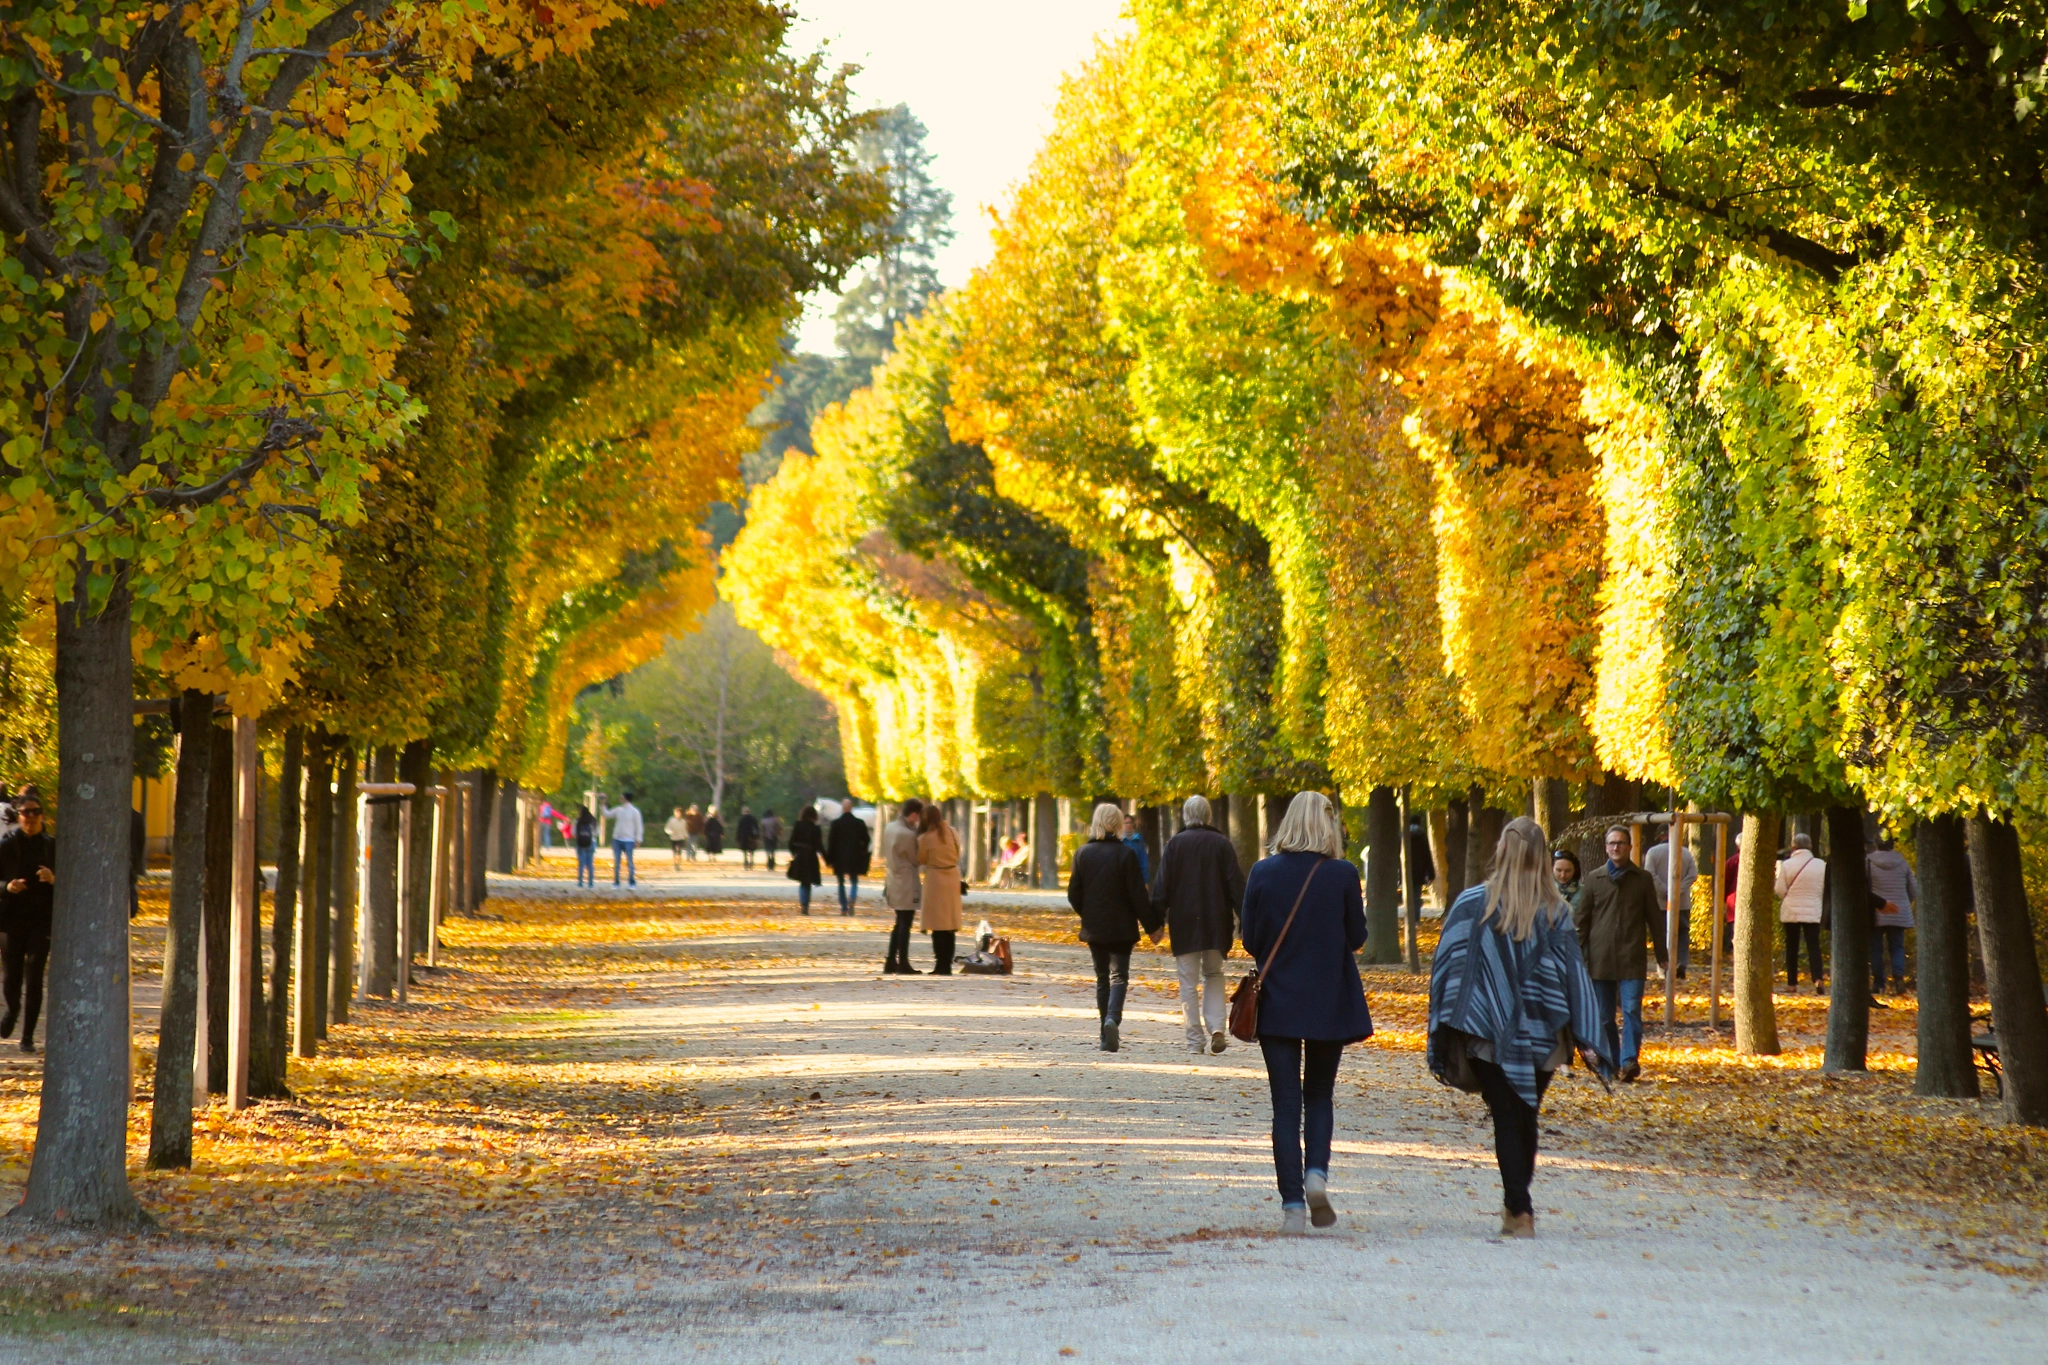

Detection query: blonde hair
xmin=1270 ymin=791 xmax=1344 ymax=858
xmin=1089 ymin=802 xmax=1125 ymax=840
xmin=1485 ymin=815 xmax=1568 ymax=941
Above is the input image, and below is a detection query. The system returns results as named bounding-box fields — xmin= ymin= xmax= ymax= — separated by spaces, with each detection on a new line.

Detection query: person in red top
xmin=1722 ymin=835 xmax=1740 ymax=956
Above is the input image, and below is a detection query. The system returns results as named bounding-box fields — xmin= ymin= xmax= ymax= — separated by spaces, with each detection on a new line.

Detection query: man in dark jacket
xmin=736 ymin=807 xmax=761 ymax=870
xmin=826 ymin=799 xmax=872 ymax=915
xmin=1152 ymin=795 xmax=1245 ymax=1055
xmin=1574 ymin=826 xmax=1667 ymax=1082
xmin=0 ymin=791 xmax=55 ymax=1052
xmin=1069 ymin=803 xmax=1163 ymax=1052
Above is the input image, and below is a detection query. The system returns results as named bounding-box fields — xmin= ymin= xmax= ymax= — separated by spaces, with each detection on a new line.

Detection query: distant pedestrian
xmin=1551 ymin=848 xmax=1583 ymax=912
xmin=1151 ymin=795 xmax=1244 ymax=1055
xmin=1775 ymin=832 xmax=1826 ymax=994
xmin=605 ymin=792 xmax=644 ymax=887
xmin=918 ymin=802 xmax=964 ymax=973
xmin=1429 ymin=816 xmax=1611 ymax=1239
xmin=760 ymin=809 xmax=784 ymax=871
xmin=130 ymin=804 xmax=146 ymax=921
xmin=1069 ymin=803 xmax=1162 ymax=1052
xmin=0 ymin=791 xmax=55 ymax=1052
xmin=665 ymin=807 xmax=688 ymax=870
xmin=1120 ymin=812 xmax=1150 ymax=883
xmin=1240 ymin=791 xmax=1370 ymax=1235
xmin=827 ymin=799 xmax=872 ymax=915
xmin=880 ymin=799 xmax=924 ymax=974
xmin=1576 ymin=826 xmax=1666 ymax=1082
xmin=704 ymin=810 xmax=725 ymax=859
xmin=1865 ymin=834 xmax=1918 ymax=995
xmin=786 ymin=806 xmax=825 ymax=915
xmin=1643 ymin=825 xmax=1698 ymax=979
xmin=737 ymin=806 xmax=761 ymax=870
xmin=573 ymin=805 xmax=598 ymax=887
xmin=684 ymin=805 xmax=705 ymax=861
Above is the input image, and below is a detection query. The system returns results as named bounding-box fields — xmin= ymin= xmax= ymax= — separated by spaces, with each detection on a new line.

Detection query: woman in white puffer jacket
xmin=1774 ymin=833 xmax=1826 ymax=994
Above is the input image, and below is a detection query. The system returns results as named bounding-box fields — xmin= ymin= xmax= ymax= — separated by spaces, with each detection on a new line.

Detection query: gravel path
xmin=481 ymin=913 xmax=2038 ymax=1365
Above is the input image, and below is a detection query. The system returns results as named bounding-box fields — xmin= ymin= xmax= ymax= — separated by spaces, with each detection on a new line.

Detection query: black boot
xmin=0 ymin=1009 xmax=17 ymax=1039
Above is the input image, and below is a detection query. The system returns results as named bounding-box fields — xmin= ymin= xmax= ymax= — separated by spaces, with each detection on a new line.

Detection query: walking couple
xmin=880 ymin=799 xmax=963 ymax=975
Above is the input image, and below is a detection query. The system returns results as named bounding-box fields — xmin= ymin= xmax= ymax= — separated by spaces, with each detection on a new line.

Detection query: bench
xmin=1972 ymin=1022 xmax=2003 ymax=1098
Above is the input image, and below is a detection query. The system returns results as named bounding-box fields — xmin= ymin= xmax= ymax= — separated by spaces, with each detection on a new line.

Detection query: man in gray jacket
xmin=880 ymin=799 xmax=923 ymax=974
xmin=1152 ymin=795 xmax=1246 ymax=1054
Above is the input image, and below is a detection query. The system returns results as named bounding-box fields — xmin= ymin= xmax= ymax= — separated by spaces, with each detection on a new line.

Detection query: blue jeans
xmin=798 ymin=882 xmax=813 ymax=914
xmin=1259 ymin=1037 xmax=1344 ymax=1207
xmin=1592 ymin=977 xmax=1645 ymax=1070
xmin=612 ymin=840 xmax=636 ymax=886
xmin=1872 ymin=925 xmax=1908 ymax=991
xmin=575 ymin=844 xmax=595 ymax=886
xmin=836 ymin=873 xmax=859 ymax=915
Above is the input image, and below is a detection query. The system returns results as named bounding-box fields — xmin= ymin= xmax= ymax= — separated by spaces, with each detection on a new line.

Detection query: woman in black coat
xmin=703 ymin=811 xmax=725 ymax=857
xmin=1068 ymin=802 xmax=1162 ymax=1052
xmin=1239 ymin=790 xmax=1371 ymax=1236
xmin=785 ymin=807 xmax=825 ymax=915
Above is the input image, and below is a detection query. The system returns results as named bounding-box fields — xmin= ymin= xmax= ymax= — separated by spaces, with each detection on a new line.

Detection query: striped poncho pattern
xmin=1427 ymin=885 xmax=1613 ymax=1107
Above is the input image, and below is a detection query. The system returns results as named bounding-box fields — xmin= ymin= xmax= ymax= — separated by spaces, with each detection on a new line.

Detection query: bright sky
xmin=784 ymin=0 xmax=1130 ymax=354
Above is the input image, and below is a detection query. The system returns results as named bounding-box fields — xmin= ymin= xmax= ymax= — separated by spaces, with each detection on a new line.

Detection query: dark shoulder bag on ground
xmin=1227 ymin=857 xmax=1324 ymax=1043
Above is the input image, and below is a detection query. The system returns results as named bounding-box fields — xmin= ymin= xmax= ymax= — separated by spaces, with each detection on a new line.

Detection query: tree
xmin=833 ymin=105 xmax=955 ymax=373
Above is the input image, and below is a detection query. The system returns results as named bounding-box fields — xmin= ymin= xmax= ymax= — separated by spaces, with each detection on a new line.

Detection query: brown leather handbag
xmin=1228 ymin=857 xmax=1324 ymax=1043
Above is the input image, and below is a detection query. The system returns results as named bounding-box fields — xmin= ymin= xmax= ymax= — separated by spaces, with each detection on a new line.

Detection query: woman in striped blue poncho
xmin=1429 ymin=816 xmax=1612 ymax=1238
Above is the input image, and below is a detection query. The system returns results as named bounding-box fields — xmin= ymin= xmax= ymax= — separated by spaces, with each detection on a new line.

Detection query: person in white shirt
xmin=664 ymin=808 xmax=688 ymax=870
xmin=1774 ymin=833 xmax=1826 ymax=993
xmin=1643 ymin=827 xmax=1699 ymax=979
xmin=606 ymin=793 xmax=645 ymax=887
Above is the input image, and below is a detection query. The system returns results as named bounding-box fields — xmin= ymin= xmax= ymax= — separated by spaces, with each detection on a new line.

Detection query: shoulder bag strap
xmin=1256 ymin=857 xmax=1325 ymax=987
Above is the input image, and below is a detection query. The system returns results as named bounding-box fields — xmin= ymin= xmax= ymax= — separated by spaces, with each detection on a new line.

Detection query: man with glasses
xmin=1574 ymin=825 xmax=1667 ymax=1082
xmin=0 ymin=791 xmax=55 ymax=1053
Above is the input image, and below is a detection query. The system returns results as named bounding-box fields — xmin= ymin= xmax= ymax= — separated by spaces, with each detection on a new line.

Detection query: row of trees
xmin=724 ymin=0 xmax=2048 ymax=1124
xmin=1 ymin=0 xmax=894 ymax=1224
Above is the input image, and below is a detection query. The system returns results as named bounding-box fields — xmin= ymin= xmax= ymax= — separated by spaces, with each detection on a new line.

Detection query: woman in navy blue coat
xmin=1239 ymin=790 xmax=1372 ymax=1235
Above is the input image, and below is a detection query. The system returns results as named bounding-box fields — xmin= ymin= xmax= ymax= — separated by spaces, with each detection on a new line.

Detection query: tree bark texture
xmin=202 ymin=723 xmax=233 ymax=1093
xmin=497 ymin=777 xmax=521 ymax=873
xmin=1032 ymin=793 xmax=1058 ymax=889
xmin=295 ymin=737 xmax=332 ymax=1058
xmin=1227 ymin=793 xmax=1261 ymax=884
xmin=18 ymin=575 xmax=146 ymax=1226
xmin=469 ymin=769 xmax=496 ymax=907
xmin=1823 ymin=803 xmax=1872 ymax=1072
xmin=1443 ymin=797 xmax=1469 ymax=899
xmin=1425 ymin=808 xmax=1452 ymax=911
xmin=330 ymin=745 xmax=358 ymax=1025
xmin=1733 ymin=811 xmax=1782 ymax=1056
xmin=1965 ymin=817 xmax=2048 ymax=1126
xmin=147 ymin=690 xmax=214 ymax=1170
xmin=1464 ymin=788 xmax=1506 ymax=887
xmin=366 ymin=747 xmax=398 ymax=998
xmin=1362 ymin=785 xmax=1402 ymax=965
xmin=1532 ymin=779 xmax=1570 ymax=845
xmin=1262 ymin=794 xmax=1289 ymax=848
xmin=400 ymin=740 xmax=434 ymax=972
xmin=253 ymin=727 xmax=301 ymax=1098
xmin=1913 ymin=815 xmax=1978 ymax=1099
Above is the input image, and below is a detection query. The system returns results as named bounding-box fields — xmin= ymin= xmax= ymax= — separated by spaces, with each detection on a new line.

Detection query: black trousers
xmin=3 ymin=932 xmax=49 ymax=1044
xmin=1785 ymin=921 xmax=1824 ymax=985
xmin=1089 ymin=941 xmax=1135 ymax=1023
xmin=932 ymin=930 xmax=956 ymax=975
xmin=1473 ymin=1057 xmax=1553 ymax=1217
xmin=887 ymin=910 xmax=914 ymax=966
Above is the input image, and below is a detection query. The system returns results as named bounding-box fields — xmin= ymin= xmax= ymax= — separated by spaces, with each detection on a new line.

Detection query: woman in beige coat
xmin=918 ymin=802 xmax=964 ymax=975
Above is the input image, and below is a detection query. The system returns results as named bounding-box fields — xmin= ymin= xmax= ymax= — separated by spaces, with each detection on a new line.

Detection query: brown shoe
xmin=1501 ymin=1211 xmax=1535 ymax=1239
xmin=1620 ymin=1061 xmax=1641 ymax=1083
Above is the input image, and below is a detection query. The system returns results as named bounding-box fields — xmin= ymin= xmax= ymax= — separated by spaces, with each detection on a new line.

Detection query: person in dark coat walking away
xmin=785 ymin=806 xmax=825 ymax=915
xmin=1069 ymin=802 xmax=1162 ymax=1051
xmin=827 ymin=799 xmax=872 ymax=915
xmin=1430 ymin=816 xmax=1611 ymax=1238
xmin=1240 ymin=791 xmax=1372 ymax=1235
xmin=1151 ymin=794 xmax=1244 ymax=1055
xmin=703 ymin=810 xmax=725 ymax=859
xmin=0 ymin=791 xmax=55 ymax=1052
xmin=573 ymin=805 xmax=598 ymax=887
xmin=1576 ymin=825 xmax=1667 ymax=1082
xmin=736 ymin=807 xmax=761 ymax=870
xmin=760 ymin=809 xmax=784 ymax=871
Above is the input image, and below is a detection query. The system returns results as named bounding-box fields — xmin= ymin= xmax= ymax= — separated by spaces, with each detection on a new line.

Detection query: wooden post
xmin=355 ymin=787 xmax=370 ymax=1003
xmin=226 ymin=715 xmax=257 ymax=1111
xmin=395 ymin=796 xmax=412 ymax=1005
xmin=430 ymin=785 xmax=449 ymax=968
xmin=1709 ymin=818 xmax=1728 ymax=1030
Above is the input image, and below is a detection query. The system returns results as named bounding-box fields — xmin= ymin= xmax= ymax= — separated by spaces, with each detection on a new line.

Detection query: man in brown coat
xmin=1574 ymin=826 xmax=1667 ymax=1083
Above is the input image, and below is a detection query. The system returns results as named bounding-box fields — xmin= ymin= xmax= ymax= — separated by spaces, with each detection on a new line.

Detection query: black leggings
xmin=3 ymin=933 xmax=49 ymax=1044
xmin=1785 ymin=922 xmax=1824 ymax=985
xmin=932 ymin=930 xmax=956 ymax=975
xmin=1473 ymin=1057 xmax=1553 ymax=1217
xmin=1089 ymin=941 xmax=1134 ymax=1023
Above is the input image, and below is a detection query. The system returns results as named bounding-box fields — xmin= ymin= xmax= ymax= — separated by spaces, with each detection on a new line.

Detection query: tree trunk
xmin=1913 ymin=815 xmax=1978 ymax=1098
xmin=400 ymin=740 xmax=434 ymax=976
xmin=1532 ymin=778 xmax=1570 ymax=845
xmin=202 ymin=724 xmax=234 ymax=1093
xmin=18 ymin=574 xmax=146 ymax=1226
xmin=330 ymin=745 xmax=358 ymax=1026
xmin=1032 ymin=793 xmax=1058 ymax=889
xmin=252 ymin=726 xmax=300 ymax=1100
xmin=1137 ymin=805 xmax=1161 ymax=883
xmin=1965 ymin=816 xmax=2048 ymax=1126
xmin=470 ymin=768 xmax=496 ymax=906
xmin=1227 ymin=792 xmax=1261 ymax=882
xmin=295 ymin=737 xmax=331 ymax=1058
xmin=1733 ymin=811 xmax=1781 ymax=1056
xmin=1262 ymin=794 xmax=1289 ymax=847
xmin=147 ymin=689 xmax=214 ymax=1170
xmin=1823 ymin=803 xmax=1872 ymax=1073
xmin=1401 ymin=790 xmax=1423 ymax=973
xmin=1443 ymin=797 xmax=1469 ymax=899
xmin=1362 ymin=785 xmax=1402 ymax=965
xmin=366 ymin=747 xmax=398 ymax=998
xmin=496 ymin=777 xmax=520 ymax=873
xmin=1465 ymin=792 xmax=1506 ymax=886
